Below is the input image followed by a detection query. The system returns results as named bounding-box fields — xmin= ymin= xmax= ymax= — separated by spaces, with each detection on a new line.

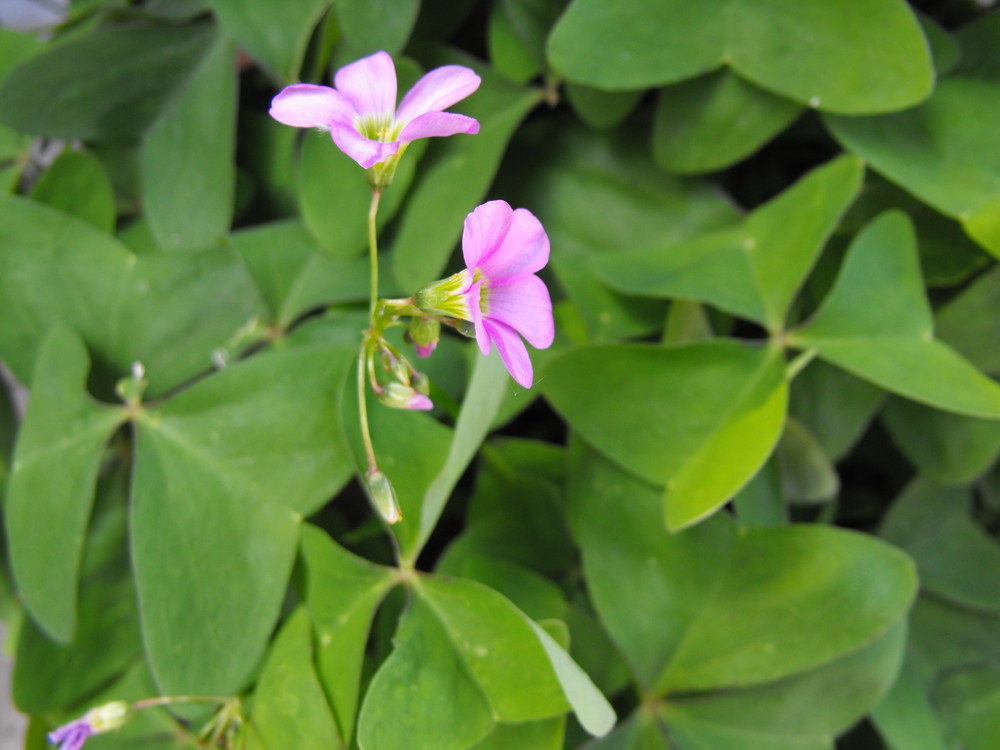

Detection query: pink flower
xmin=48 ymin=720 xmax=94 ymax=750
xmin=48 ymin=702 xmax=129 ymax=750
xmin=269 ymin=51 xmax=481 ymax=169
xmin=416 ymin=201 xmax=554 ymax=387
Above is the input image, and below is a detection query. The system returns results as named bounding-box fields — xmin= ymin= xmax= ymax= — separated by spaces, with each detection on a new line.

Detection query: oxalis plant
xmin=2 ymin=2 xmax=1000 ymax=750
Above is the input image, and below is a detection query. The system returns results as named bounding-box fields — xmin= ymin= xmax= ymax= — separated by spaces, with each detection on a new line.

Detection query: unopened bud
xmin=408 ymin=317 xmax=440 ymax=358
xmin=85 ymin=701 xmax=130 ymax=733
xmin=378 ymin=382 xmax=433 ymax=411
xmin=365 ymin=470 xmax=402 ymax=524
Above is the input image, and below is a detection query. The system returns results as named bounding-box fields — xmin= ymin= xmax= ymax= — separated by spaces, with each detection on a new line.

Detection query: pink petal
xmin=476 ymin=207 xmax=550 ymax=283
xmin=485 ymin=319 xmax=534 ymax=388
xmin=467 ymin=280 xmax=491 ymax=355
xmin=416 ymin=341 xmax=437 ymax=358
xmin=334 ymin=50 xmax=397 ymax=117
xmin=408 ymin=393 xmax=434 ymax=410
xmin=462 ymin=200 xmax=514 ymax=271
xmin=396 ymin=65 xmax=481 ymax=123
xmin=485 ymin=275 xmax=554 ymax=349
xmin=398 ymin=111 xmax=479 ymax=142
xmin=331 ymin=124 xmax=400 ymax=168
xmin=269 ymin=84 xmax=354 ymax=128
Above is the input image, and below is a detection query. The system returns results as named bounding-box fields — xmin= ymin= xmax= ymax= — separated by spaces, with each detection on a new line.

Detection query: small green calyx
xmin=414 ymin=270 xmax=473 ymax=318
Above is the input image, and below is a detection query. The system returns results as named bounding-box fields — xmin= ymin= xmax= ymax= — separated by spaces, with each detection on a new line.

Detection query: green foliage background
xmin=1 ymin=1 xmax=999 ymax=748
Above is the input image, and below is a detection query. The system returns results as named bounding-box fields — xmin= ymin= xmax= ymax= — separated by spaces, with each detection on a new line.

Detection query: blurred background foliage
xmin=1 ymin=0 xmax=1000 ymax=749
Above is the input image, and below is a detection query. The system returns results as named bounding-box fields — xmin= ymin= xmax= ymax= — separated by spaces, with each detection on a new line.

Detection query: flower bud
xmin=86 ymin=701 xmax=130 ymax=733
xmin=365 ymin=470 xmax=402 ymax=524
xmin=408 ymin=317 xmax=440 ymax=358
xmin=378 ymin=382 xmax=433 ymax=411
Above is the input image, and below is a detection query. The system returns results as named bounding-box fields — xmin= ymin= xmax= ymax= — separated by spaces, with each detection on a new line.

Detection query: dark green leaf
xmin=881 ymin=479 xmax=1000 ymax=614
xmin=788 ymin=359 xmax=884 ymax=462
xmin=825 ymin=78 xmax=1000 ymax=258
xmin=30 ymin=150 xmax=116 ymax=232
xmin=652 ymin=70 xmax=802 ymax=174
xmin=776 ymin=418 xmax=839 ymax=503
xmin=569 ymin=442 xmax=916 ymax=692
xmin=545 ymin=341 xmax=787 ymax=530
xmin=883 ymin=398 xmax=1000 ymax=483
xmin=356 ymin=594 xmax=495 ymax=750
xmin=593 ymin=155 xmax=863 ymax=331
xmin=5 ymin=327 xmax=124 ymax=642
xmin=142 ymin=33 xmax=236 ymax=249
xmin=209 ymin=0 xmax=331 ymax=83
xmin=389 ymin=56 xmax=542 ymax=290
xmin=335 ymin=0 xmax=420 ymax=59
xmin=248 ymin=608 xmax=343 ymax=750
xmin=228 ymin=220 xmax=368 ymax=326
xmin=301 ymin=524 xmax=395 ymax=744
xmin=0 ymin=23 xmax=215 ymax=140
xmin=936 ymin=265 xmax=1000 ymax=376
xmin=790 ymin=211 xmax=1000 ymax=418
xmin=548 ymin=0 xmax=933 ymax=113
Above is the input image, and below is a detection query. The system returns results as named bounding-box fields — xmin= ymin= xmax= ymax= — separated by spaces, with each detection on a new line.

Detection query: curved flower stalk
xmin=416 ymin=200 xmax=554 ymax=388
xmin=269 ymin=50 xmax=481 ymax=185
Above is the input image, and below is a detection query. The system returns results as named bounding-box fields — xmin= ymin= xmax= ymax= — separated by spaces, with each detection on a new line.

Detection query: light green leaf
xmin=5 ymin=326 xmax=125 ymax=642
xmin=356 ymin=594 xmax=495 ymax=750
xmin=526 ymin=618 xmax=617 ymax=737
xmin=548 ymin=0 xmax=933 ymax=113
xmin=414 ymin=576 xmax=570 ymax=721
xmin=435 ymin=554 xmax=567 ymax=622
xmin=142 ymin=33 xmax=236 ymax=249
xmin=882 ymin=397 xmax=1000 ymax=483
xmin=389 ymin=56 xmax=542 ymax=290
xmin=468 ymin=718 xmax=564 ymax=750
xmin=249 ymin=608 xmax=343 ymax=750
xmin=0 ymin=22 xmax=215 ymax=140
xmin=301 ymin=524 xmax=395 ymax=744
xmin=825 ymin=78 xmax=1000 ymax=258
xmin=790 ymin=211 xmax=1000 ymax=418
xmin=544 ymin=340 xmax=787 ymax=530
xmin=209 ymin=0 xmax=331 ymax=83
xmin=652 ymin=69 xmax=802 ymax=174
xmin=593 ymin=155 xmax=863 ymax=331
xmin=881 ymin=479 xmax=1000 ymax=615
xmin=569 ymin=442 xmax=917 ymax=692
xmin=29 ymin=150 xmax=116 ymax=232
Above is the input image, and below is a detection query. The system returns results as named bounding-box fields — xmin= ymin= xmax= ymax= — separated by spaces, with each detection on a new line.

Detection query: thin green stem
xmin=131 ymin=695 xmax=233 ymax=711
xmin=357 ymin=341 xmax=378 ymax=474
xmin=368 ymin=188 xmax=383 ymax=315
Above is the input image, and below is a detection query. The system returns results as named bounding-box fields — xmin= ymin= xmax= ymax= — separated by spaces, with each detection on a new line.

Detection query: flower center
xmin=357 ymin=114 xmax=399 ymax=142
